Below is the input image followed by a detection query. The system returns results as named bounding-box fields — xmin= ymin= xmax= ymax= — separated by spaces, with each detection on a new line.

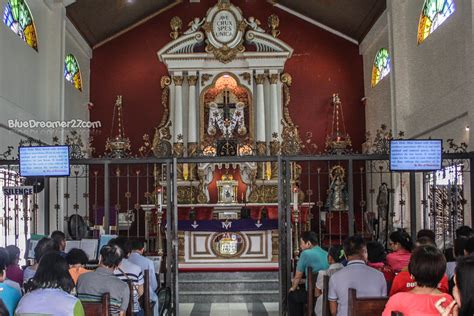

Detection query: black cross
xmin=217 ymin=89 xmax=236 ymax=121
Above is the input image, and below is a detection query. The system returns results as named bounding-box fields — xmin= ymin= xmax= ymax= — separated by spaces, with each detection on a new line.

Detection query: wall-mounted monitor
xmin=19 ymin=146 xmax=70 ymax=177
xmin=390 ymin=139 xmax=442 ymax=171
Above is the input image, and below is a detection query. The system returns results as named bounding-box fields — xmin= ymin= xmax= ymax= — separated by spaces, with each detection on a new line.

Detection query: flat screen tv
xmin=19 ymin=146 xmax=70 ymax=177
xmin=390 ymin=139 xmax=442 ymax=171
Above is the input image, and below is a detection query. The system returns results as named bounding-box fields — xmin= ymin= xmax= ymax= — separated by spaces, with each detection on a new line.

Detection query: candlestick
xmin=183 ymin=163 xmax=189 ymax=181
xmin=266 ymin=161 xmax=272 ymax=180
xmin=293 ymin=186 xmax=298 ymax=210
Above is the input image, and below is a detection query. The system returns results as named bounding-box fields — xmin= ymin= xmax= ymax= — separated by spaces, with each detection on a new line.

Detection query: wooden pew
xmin=321 ymin=275 xmax=330 ymax=316
xmin=82 ymin=293 xmax=110 ymax=316
xmin=306 ymin=267 xmax=318 ymax=316
xmin=143 ymin=269 xmax=152 ymax=316
xmin=347 ymin=288 xmax=388 ymax=316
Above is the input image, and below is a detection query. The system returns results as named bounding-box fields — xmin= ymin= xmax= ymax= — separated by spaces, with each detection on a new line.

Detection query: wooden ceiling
xmin=66 ymin=0 xmax=386 ymax=48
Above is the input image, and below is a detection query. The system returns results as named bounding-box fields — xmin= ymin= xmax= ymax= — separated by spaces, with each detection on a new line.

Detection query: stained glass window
xmin=2 ymin=0 xmax=38 ymax=51
xmin=371 ymin=48 xmax=390 ymax=87
xmin=418 ymin=0 xmax=455 ymax=44
xmin=64 ymin=54 xmax=82 ymax=91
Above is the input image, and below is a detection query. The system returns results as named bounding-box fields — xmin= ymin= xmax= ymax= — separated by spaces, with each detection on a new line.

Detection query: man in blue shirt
xmin=288 ymin=231 xmax=329 ymax=316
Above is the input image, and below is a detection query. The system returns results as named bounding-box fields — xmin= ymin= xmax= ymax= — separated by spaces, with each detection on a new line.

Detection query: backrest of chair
xmin=347 ymin=288 xmax=388 ymax=316
xmin=321 ymin=275 xmax=330 ymax=316
xmin=82 ymin=293 xmax=110 ymax=316
xmin=143 ymin=269 xmax=151 ymax=316
xmin=126 ymin=280 xmax=134 ymax=316
xmin=306 ymin=267 xmax=318 ymax=316
xmin=157 ymin=287 xmax=171 ymax=316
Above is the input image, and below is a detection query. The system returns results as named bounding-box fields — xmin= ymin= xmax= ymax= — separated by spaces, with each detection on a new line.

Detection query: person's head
xmin=343 ymin=235 xmax=367 ymax=261
xmin=366 ymin=241 xmax=386 ymax=264
xmin=408 ymin=244 xmax=446 ymax=289
xmin=108 ymin=237 xmax=132 ymax=257
xmin=464 ymin=236 xmax=474 ymax=256
xmin=327 ymin=245 xmax=344 ymax=264
xmin=299 ymin=231 xmax=319 ymax=251
xmin=416 ymin=229 xmax=436 ymax=245
xmin=0 ymin=248 xmax=7 ymax=282
xmin=66 ymin=248 xmax=89 ymax=267
xmin=416 ymin=236 xmax=436 ymax=247
xmin=51 ymin=230 xmax=66 ymax=252
xmin=389 ymin=229 xmax=413 ymax=252
xmin=455 ymin=238 xmax=468 ymax=258
xmin=100 ymin=245 xmax=124 ymax=269
xmin=456 ymin=225 xmax=473 ymax=239
xmin=5 ymin=245 xmax=20 ymax=266
xmin=131 ymin=239 xmax=146 ymax=254
xmin=34 ymin=237 xmax=59 ymax=262
xmin=453 ymin=256 xmax=474 ymax=316
xmin=30 ymin=252 xmax=74 ymax=293
xmin=444 ymin=247 xmax=455 ymax=262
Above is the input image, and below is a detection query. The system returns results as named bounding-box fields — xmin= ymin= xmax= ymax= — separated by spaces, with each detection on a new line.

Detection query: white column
xmin=173 ymin=75 xmax=184 ymax=142
xmin=255 ymin=73 xmax=266 ymax=143
xmin=187 ymin=74 xmax=198 ymax=144
xmin=269 ymin=73 xmax=280 ymax=140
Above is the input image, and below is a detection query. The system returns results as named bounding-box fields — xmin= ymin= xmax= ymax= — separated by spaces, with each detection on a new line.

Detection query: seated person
xmin=416 ymin=229 xmax=436 ymax=245
xmin=386 ymin=229 xmax=413 ymax=273
xmin=67 ymin=248 xmax=91 ymax=284
xmin=446 ymin=238 xmax=468 ymax=282
xmin=5 ymin=245 xmax=23 ymax=286
xmin=464 ymin=236 xmax=474 ymax=256
xmin=15 ymin=252 xmax=85 ymax=316
xmin=288 ymin=231 xmax=329 ymax=316
xmin=383 ymin=244 xmax=453 ymax=316
xmin=128 ymin=239 xmax=159 ymax=314
xmin=314 ymin=245 xmax=344 ymax=316
xmin=77 ymin=245 xmax=130 ymax=316
xmin=456 ymin=225 xmax=473 ymax=239
xmin=0 ymin=248 xmax=20 ymax=292
xmin=0 ymin=249 xmax=21 ymax=316
xmin=51 ymin=230 xmax=67 ymax=257
xmin=366 ymin=241 xmax=395 ymax=283
xmin=23 ymin=237 xmax=59 ymax=284
xmin=328 ymin=235 xmax=387 ymax=316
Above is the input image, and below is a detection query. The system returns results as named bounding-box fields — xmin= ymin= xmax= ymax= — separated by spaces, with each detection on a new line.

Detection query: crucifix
xmin=217 ymin=89 xmax=236 ymax=121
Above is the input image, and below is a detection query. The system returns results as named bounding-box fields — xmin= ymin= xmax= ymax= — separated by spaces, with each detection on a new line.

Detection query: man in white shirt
xmin=128 ymin=239 xmax=159 ymax=315
xmin=328 ymin=235 xmax=387 ymax=316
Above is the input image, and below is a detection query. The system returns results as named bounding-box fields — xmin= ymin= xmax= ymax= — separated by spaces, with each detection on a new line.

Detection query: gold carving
xmin=269 ymin=73 xmax=279 ymax=84
xmin=217 ymin=0 xmax=231 ymax=10
xmin=177 ymin=186 xmax=198 ymax=204
xmin=256 ymin=141 xmax=267 ymax=156
xmin=270 ymin=140 xmax=281 ymax=155
xmin=255 ymin=74 xmax=266 ymax=85
xmin=239 ymin=72 xmax=251 ymax=85
xmin=170 ymin=16 xmax=182 ymax=40
xmin=153 ymin=76 xmax=172 ymax=157
xmin=280 ymin=73 xmax=302 ymax=155
xmin=187 ymin=75 xmax=198 ymax=86
xmin=201 ymin=74 xmax=213 ymax=86
xmin=205 ymin=42 xmax=245 ymax=64
xmin=173 ymin=75 xmax=184 ymax=86
xmin=202 ymin=22 xmax=212 ymax=33
xmin=268 ymin=14 xmax=280 ymax=38
xmin=173 ymin=142 xmax=185 ymax=157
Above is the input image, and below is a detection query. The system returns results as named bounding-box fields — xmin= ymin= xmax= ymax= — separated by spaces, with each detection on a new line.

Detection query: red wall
xmin=89 ymin=0 xmax=365 ymax=156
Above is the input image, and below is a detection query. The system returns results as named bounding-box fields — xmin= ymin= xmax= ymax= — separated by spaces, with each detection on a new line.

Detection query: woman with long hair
xmin=15 ymin=252 xmax=84 ymax=316
xmin=435 ymin=256 xmax=474 ymax=316
xmin=386 ymin=229 xmax=413 ymax=273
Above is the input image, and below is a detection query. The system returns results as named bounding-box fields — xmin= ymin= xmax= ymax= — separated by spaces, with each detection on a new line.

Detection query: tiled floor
xmin=179 ymin=302 xmax=279 ymax=316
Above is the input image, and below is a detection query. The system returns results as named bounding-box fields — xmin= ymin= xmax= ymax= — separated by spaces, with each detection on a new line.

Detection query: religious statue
xmin=244 ymin=17 xmax=265 ymax=33
xmin=183 ymin=17 xmax=205 ymax=35
xmin=377 ymin=183 xmax=389 ymax=220
xmin=325 ymin=165 xmax=349 ymax=211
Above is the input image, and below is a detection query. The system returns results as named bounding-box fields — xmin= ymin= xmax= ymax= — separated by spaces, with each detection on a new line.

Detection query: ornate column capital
xmin=173 ymin=76 xmax=184 ymax=86
xmin=187 ymin=75 xmax=198 ymax=86
xmin=269 ymin=73 xmax=279 ymax=84
xmin=255 ymin=74 xmax=266 ymax=85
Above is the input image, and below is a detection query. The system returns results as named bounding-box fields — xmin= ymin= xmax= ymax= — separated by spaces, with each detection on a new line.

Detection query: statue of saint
xmin=325 ymin=166 xmax=349 ymax=211
xmin=377 ymin=183 xmax=389 ymax=220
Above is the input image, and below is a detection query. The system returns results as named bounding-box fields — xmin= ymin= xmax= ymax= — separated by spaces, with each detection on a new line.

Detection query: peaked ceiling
xmin=66 ymin=0 xmax=386 ymax=48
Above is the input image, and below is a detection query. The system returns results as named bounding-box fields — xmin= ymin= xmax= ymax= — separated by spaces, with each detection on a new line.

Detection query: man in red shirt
xmin=389 ymin=270 xmax=449 ymax=296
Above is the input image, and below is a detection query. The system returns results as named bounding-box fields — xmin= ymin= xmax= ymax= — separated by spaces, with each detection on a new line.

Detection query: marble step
xmin=179 ymin=290 xmax=280 ymax=303
xmin=178 ymin=271 xmax=279 ymax=281
xmin=179 ymin=279 xmax=279 ymax=292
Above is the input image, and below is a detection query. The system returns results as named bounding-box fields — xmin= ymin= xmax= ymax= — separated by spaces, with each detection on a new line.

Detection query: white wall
xmin=361 ymin=0 xmax=473 ymax=232
xmin=0 ymin=0 xmax=91 ymax=236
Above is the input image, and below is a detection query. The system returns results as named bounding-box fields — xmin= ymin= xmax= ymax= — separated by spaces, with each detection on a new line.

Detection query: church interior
xmin=1 ymin=0 xmax=473 ymax=315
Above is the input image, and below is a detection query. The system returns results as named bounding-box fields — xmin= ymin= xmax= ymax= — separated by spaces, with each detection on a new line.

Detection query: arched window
xmin=2 ymin=0 xmax=38 ymax=51
xmin=64 ymin=54 xmax=82 ymax=91
xmin=371 ymin=48 xmax=390 ymax=87
xmin=418 ymin=0 xmax=455 ymax=44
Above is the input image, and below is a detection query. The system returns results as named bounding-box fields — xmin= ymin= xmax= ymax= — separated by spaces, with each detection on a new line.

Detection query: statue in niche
xmin=325 ymin=166 xmax=349 ymax=211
